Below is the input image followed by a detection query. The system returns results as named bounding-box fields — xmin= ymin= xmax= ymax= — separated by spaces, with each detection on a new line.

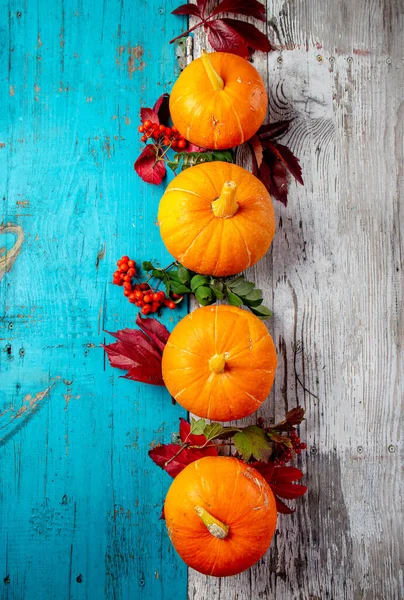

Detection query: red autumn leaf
xmin=172 ymin=3 xmax=201 ymax=16
xmin=140 ymin=107 xmax=159 ymax=125
xmin=270 ymin=483 xmax=308 ymax=500
xmin=149 ymin=441 xmax=218 ymax=478
xmin=275 ymin=496 xmax=295 ymax=514
xmin=183 ymin=142 xmax=207 ymax=153
xmin=270 ymin=467 xmax=304 ymax=484
xmin=134 ymin=145 xmax=166 ymax=185
xmin=211 ymin=0 xmax=266 ymax=22
xmin=219 ymin=18 xmax=272 ymax=53
xmin=153 ymin=93 xmax=170 ymax=126
xmin=286 ymin=406 xmax=305 ymax=426
xmin=196 ymin=0 xmax=208 ymax=18
xmin=179 ymin=418 xmax=208 ymax=446
xmin=261 ymin=140 xmax=303 ymax=185
xmin=136 ymin=313 xmax=170 ymax=354
xmin=103 ymin=317 xmax=169 ymax=386
xmin=205 ymin=19 xmax=250 ymax=58
xmin=257 ymin=120 xmax=292 ymax=140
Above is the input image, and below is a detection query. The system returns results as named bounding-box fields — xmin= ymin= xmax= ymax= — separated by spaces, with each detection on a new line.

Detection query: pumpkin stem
xmin=208 ymin=353 xmax=226 ymax=374
xmin=201 ymin=50 xmax=224 ymax=91
xmin=195 ymin=506 xmax=229 ymax=539
xmin=211 ymin=181 xmax=239 ymax=219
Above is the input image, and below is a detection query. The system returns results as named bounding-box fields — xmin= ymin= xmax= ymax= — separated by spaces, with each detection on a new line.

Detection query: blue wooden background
xmin=0 ymin=1 xmax=188 ymax=598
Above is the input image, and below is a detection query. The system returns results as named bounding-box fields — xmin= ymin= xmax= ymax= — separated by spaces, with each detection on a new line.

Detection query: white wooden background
xmin=189 ymin=1 xmax=404 ymax=598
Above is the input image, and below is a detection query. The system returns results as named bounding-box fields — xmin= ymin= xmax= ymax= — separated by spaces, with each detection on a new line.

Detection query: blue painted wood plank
xmin=0 ymin=1 xmax=188 ymax=598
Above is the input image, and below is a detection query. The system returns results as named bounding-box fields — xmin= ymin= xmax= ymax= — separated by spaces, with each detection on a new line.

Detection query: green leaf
xmin=195 ymin=286 xmax=214 ymax=306
xmin=178 ymin=265 xmax=191 ymax=284
xmin=210 ymin=279 xmax=225 ymax=300
xmin=212 ymin=150 xmax=233 ymax=163
xmin=243 ymin=297 xmax=264 ymax=308
xmin=167 ymin=160 xmax=179 ymax=173
xmin=169 ymin=280 xmax=191 ymax=294
xmin=142 ymin=261 xmax=154 ymax=271
xmin=190 ymin=274 xmax=210 ymax=291
xmin=226 ymin=276 xmax=244 ymax=288
xmin=229 ymin=280 xmax=255 ymax=297
xmin=202 ymin=423 xmax=240 ymax=442
xmin=190 ymin=418 xmax=207 ymax=436
xmin=243 ymin=288 xmax=263 ymax=302
xmin=267 ymin=431 xmax=292 ymax=446
xmin=152 ymin=268 xmax=165 ymax=280
xmin=233 ymin=426 xmax=273 ymax=461
xmin=250 ymin=304 xmax=272 ymax=319
xmin=227 ymin=290 xmax=243 ymax=307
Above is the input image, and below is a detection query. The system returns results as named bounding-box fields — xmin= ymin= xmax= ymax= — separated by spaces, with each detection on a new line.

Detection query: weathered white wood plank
xmin=189 ymin=1 xmax=404 ymax=598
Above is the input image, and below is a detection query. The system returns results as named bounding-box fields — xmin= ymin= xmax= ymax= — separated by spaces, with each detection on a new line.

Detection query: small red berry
xmin=177 ymin=139 xmax=186 ymax=149
xmin=138 ymin=125 xmax=144 ymax=133
xmin=151 ymin=302 xmax=160 ymax=313
xmin=116 ymin=260 xmax=122 ymax=267
xmin=141 ymin=135 xmax=147 ymax=142
xmin=168 ymin=301 xmax=176 ymax=309
xmin=127 ymin=268 xmax=136 ymax=277
xmin=143 ymin=294 xmax=152 ymax=304
xmin=119 ymin=273 xmax=126 ymax=280
xmin=121 ymin=255 xmax=129 ymax=261
xmin=135 ymin=301 xmax=143 ymax=307
xmin=123 ymin=282 xmax=132 ymax=291
xmin=143 ymin=120 xmax=151 ymax=129
xmin=128 ymin=260 xmax=136 ymax=268
xmin=171 ymin=126 xmax=178 ymax=133
xmin=300 ymin=442 xmax=307 ymax=449
xmin=119 ymin=263 xmax=128 ymax=272
xmin=162 ymin=137 xmax=170 ymax=145
xmin=165 ymin=127 xmax=172 ymax=136
xmin=158 ymin=291 xmax=166 ymax=301
xmin=159 ymin=124 xmax=166 ymax=132
xmin=140 ymin=283 xmax=150 ymax=291
xmin=142 ymin=305 xmax=151 ymax=315
xmin=124 ymin=290 xmax=131 ymax=297
xmin=171 ymin=293 xmax=183 ymax=300
xmin=134 ymin=291 xmax=143 ymax=300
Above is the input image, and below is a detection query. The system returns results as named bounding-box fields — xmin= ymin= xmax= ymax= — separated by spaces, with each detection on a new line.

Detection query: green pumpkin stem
xmin=212 ymin=181 xmax=239 ymax=218
xmin=195 ymin=506 xmax=229 ymax=539
xmin=201 ymin=50 xmax=224 ymax=91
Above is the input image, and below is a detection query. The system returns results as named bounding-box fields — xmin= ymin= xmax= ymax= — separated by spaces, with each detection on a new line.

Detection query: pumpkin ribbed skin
xmin=162 ymin=305 xmax=277 ymax=421
xmin=169 ymin=52 xmax=267 ymax=150
xmin=165 ymin=456 xmax=277 ymax=577
xmin=158 ymin=161 xmax=275 ymax=277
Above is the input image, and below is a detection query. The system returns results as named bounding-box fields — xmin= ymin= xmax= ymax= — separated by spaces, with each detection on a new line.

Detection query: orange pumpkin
xmin=162 ymin=305 xmax=277 ymax=421
xmin=164 ymin=456 xmax=277 ymax=577
xmin=158 ymin=161 xmax=275 ymax=277
xmin=170 ymin=51 xmax=267 ymax=149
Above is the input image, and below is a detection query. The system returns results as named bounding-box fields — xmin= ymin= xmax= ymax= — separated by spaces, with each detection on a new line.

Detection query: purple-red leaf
xmin=135 ymin=313 xmax=170 ymax=353
xmin=219 ymin=18 xmax=272 ymax=53
xmin=211 ymin=0 xmax=266 ymax=21
xmin=270 ymin=483 xmax=308 ymax=500
xmin=172 ymin=3 xmax=201 ymax=16
xmin=262 ymin=140 xmax=303 ymax=185
xmin=260 ymin=149 xmax=289 ymax=206
xmin=149 ymin=441 xmax=218 ymax=478
xmin=196 ymin=0 xmax=208 ymax=18
xmin=153 ymin=93 xmax=171 ymax=126
xmin=257 ymin=120 xmax=292 ymax=140
xmin=275 ymin=496 xmax=295 ymax=514
xmin=183 ymin=142 xmax=207 ymax=153
xmin=140 ymin=107 xmax=159 ymax=125
xmin=206 ymin=19 xmax=249 ymax=58
xmin=134 ymin=145 xmax=166 ymax=185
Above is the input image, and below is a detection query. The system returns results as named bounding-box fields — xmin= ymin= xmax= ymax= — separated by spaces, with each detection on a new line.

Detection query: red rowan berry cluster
xmin=112 ymin=256 xmax=179 ymax=315
xmin=273 ymin=429 xmax=307 ymax=467
xmin=138 ymin=120 xmax=186 ymax=150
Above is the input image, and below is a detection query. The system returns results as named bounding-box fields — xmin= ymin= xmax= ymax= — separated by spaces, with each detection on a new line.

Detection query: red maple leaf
xmin=251 ymin=462 xmax=307 ymax=514
xmin=102 ymin=315 xmax=169 ymax=386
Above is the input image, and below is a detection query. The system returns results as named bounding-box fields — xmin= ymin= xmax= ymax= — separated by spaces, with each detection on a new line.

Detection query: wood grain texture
xmin=189 ymin=1 xmax=404 ymax=598
xmin=0 ymin=1 xmax=188 ymax=599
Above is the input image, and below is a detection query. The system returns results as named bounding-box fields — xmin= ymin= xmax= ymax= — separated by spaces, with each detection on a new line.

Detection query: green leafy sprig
xmin=142 ymin=261 xmax=272 ymax=319
xmin=167 ymin=150 xmax=233 ymax=173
